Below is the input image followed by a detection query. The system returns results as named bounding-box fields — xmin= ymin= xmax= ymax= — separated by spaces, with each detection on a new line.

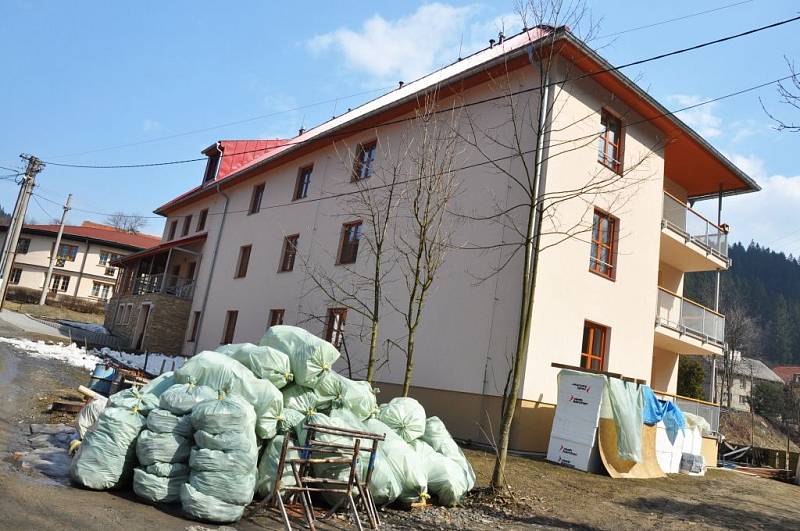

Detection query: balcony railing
xmin=656 ymin=287 xmax=725 ymax=347
xmin=131 ymin=273 xmax=195 ymax=299
xmin=662 ymin=192 xmax=728 ymax=259
xmin=654 ymin=390 xmax=720 ymax=435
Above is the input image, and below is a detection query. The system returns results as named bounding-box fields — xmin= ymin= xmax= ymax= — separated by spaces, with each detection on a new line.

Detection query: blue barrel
xmin=89 ymin=364 xmax=115 ymax=396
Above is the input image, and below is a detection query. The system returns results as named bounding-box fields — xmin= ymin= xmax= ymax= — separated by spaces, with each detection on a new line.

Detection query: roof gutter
xmin=192 ymin=182 xmax=229 ymax=355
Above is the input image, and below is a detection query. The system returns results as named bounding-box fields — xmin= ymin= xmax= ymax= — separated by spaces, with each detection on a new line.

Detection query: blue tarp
xmin=640 ymin=386 xmax=686 ymax=443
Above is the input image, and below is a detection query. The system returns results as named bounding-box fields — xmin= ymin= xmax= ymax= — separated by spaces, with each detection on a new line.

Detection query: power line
xmin=45 ymin=86 xmax=396 ymax=160
xmin=26 ymin=4 xmax=753 ymax=164
xmin=39 ymin=14 xmax=800 ymax=171
xmin=32 ymin=195 xmax=56 ymax=221
xmin=29 ymin=70 xmax=790 ymax=225
xmin=596 ymin=0 xmax=756 ymax=39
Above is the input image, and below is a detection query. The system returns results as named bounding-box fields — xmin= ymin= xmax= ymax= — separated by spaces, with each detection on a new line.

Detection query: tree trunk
xmin=402 ymin=334 xmax=416 ymax=396
xmin=367 ymin=315 xmax=379 ymax=383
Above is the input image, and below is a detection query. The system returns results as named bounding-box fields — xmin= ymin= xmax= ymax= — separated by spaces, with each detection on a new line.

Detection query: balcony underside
xmin=654 ymin=324 xmax=723 ymax=357
xmin=660 ymin=229 xmax=728 ymax=273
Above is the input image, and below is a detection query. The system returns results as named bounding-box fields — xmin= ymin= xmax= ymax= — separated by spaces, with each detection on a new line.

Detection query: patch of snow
xmin=58 ymin=320 xmax=109 ymax=335
xmin=0 ymin=337 xmax=102 ymax=371
xmin=0 ymin=337 xmax=187 ymax=375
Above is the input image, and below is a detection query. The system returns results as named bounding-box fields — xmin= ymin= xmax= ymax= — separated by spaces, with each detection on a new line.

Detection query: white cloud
xmin=308 ymin=3 xmax=482 ymax=84
xmin=668 ymin=94 xmax=722 ymax=138
xmin=142 ymin=119 xmax=162 ymax=132
xmin=695 ymin=153 xmax=800 ymax=254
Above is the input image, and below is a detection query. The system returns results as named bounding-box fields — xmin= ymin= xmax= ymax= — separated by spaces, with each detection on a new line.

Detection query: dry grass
xmin=4 ymin=301 xmax=105 ymax=325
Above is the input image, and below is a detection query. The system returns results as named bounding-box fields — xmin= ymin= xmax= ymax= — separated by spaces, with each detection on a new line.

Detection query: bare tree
xmin=391 ymin=96 xmax=462 ymax=396
xmin=451 ymin=1 xmax=662 ymax=490
xmin=106 ymin=212 xmax=147 ymax=234
xmin=762 ymin=58 xmax=800 ymax=132
xmin=299 ymin=136 xmax=404 ymax=382
xmin=720 ymin=299 xmax=761 ymax=409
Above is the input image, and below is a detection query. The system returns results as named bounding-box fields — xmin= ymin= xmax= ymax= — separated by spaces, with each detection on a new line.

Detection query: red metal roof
xmin=771 ymin=366 xmax=800 ymax=383
xmin=216 ymin=140 xmax=288 ymax=181
xmin=21 ymin=221 xmax=161 ymax=249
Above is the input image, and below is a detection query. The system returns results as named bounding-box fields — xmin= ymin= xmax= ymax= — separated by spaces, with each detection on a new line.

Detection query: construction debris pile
xmin=69 ymin=325 xmax=474 ymax=523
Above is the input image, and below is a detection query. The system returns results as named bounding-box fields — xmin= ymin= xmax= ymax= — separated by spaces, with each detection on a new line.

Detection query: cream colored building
xmin=0 ymin=221 xmax=159 ymax=303
xmin=108 ymin=27 xmax=758 ymax=451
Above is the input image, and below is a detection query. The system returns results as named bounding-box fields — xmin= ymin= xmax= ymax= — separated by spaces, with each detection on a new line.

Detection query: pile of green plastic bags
xmin=70 ymin=325 xmax=475 ymax=523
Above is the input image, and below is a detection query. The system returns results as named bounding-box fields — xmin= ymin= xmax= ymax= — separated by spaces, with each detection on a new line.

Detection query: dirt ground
xmin=2 ymin=323 xmax=800 ymax=530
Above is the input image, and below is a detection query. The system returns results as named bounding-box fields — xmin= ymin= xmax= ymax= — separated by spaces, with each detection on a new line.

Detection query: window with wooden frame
xmin=325 ymin=308 xmax=347 ymax=348
xmin=249 ymin=183 xmax=266 ymax=214
xmin=268 ymin=309 xmax=285 ymax=328
xmin=168 ymin=219 xmax=178 ymax=240
xmin=197 ymin=208 xmax=208 ymax=232
xmin=9 ymin=267 xmax=21 ymax=285
xmin=589 ymin=209 xmax=617 ymax=279
xmin=57 ymin=243 xmax=79 ymax=262
xmin=338 ymin=221 xmax=363 ymax=265
xmin=352 ymin=141 xmax=377 ymax=181
xmin=234 ymin=244 xmax=252 ymax=278
xmin=181 ymin=215 xmax=192 ymax=237
xmin=187 ymin=311 xmax=201 ymax=342
xmin=293 ymin=165 xmax=313 ymax=200
xmin=279 ymin=235 xmax=299 ymax=272
xmin=222 ymin=310 xmax=238 ymax=345
xmin=16 ymin=238 xmax=30 ymax=254
xmin=581 ymin=321 xmax=608 ymax=371
xmin=598 ymin=110 xmax=623 ymax=172
xmin=50 ymin=274 xmax=70 ymax=292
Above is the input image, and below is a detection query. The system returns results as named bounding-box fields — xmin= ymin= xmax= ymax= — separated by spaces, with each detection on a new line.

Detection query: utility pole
xmin=0 ymin=154 xmax=43 ymax=312
xmin=39 ymin=193 xmax=72 ymax=305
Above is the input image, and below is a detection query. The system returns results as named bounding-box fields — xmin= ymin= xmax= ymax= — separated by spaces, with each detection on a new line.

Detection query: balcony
xmin=654 ymin=287 xmax=724 ymax=356
xmin=660 ymin=192 xmax=729 ymax=272
xmin=131 ymin=273 xmax=195 ymax=299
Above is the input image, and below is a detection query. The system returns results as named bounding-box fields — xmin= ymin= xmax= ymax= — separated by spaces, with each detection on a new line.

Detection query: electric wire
xmin=39 ymin=14 xmax=800 ymax=171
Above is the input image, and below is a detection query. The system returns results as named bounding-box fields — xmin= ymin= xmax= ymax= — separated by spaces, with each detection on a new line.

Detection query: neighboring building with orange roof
xmin=106 ymin=26 xmax=759 ymax=452
xmin=772 ymin=366 xmax=800 ymax=385
xmin=0 ymin=220 xmax=160 ymax=303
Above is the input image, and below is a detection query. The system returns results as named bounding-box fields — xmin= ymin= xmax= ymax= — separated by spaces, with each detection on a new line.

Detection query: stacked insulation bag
xmin=132 ymin=382 xmax=216 ymax=503
xmin=70 ymin=372 xmax=172 ymax=489
xmin=181 ymin=393 xmax=260 ymax=523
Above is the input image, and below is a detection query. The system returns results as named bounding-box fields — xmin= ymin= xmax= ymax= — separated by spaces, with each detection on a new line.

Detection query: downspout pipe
xmin=192 ymin=182 xmax=229 ymax=355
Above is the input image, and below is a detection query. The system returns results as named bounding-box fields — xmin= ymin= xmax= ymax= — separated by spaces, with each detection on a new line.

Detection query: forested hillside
xmin=685 ymin=242 xmax=800 ymax=365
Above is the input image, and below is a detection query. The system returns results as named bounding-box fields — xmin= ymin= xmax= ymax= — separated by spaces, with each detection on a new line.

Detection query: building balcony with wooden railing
xmin=655 ymin=286 xmax=725 ymax=357
xmin=129 ymin=273 xmax=196 ymax=300
xmin=660 ymin=191 xmax=729 ymax=272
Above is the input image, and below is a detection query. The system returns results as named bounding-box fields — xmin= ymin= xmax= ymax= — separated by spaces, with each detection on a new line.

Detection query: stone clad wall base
xmin=104 ymin=293 xmax=191 ymax=355
xmin=376 ymin=381 xmax=556 ymax=453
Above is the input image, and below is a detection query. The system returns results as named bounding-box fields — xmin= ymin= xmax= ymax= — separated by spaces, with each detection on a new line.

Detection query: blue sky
xmin=1 ymin=1 xmax=799 ymax=253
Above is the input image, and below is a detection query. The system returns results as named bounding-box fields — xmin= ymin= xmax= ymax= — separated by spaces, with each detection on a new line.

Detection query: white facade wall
xmin=173 ymin=61 xmax=682 ymax=405
xmin=0 ymin=232 xmax=130 ymax=301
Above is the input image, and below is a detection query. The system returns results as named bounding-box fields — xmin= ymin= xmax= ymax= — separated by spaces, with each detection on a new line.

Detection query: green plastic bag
xmin=277 ymin=408 xmax=306 ymax=434
xmin=227 ymin=343 xmax=294 ymax=389
xmin=136 ymin=429 xmax=191 ymax=465
xmin=107 ymin=388 xmax=160 ymax=415
xmin=159 ymin=383 xmax=218 ymax=415
xmin=340 ymin=379 xmax=378 ymax=420
xmin=146 ymin=408 xmax=193 ymax=437
xmin=175 ymin=350 xmax=283 ymax=438
xmin=181 ymin=483 xmax=245 ymax=523
xmin=315 ymin=371 xmax=346 ymax=408
xmin=420 ymin=416 xmax=475 ymax=491
xmin=70 ymin=406 xmax=146 ymax=490
xmin=133 ymin=467 xmax=187 ymax=503
xmin=190 ymin=447 xmax=257 ymax=475
xmin=145 ymin=461 xmax=190 ymax=478
xmin=283 ymin=384 xmax=321 ymax=415
xmin=214 ymin=343 xmax=246 ymax=356
xmin=141 ymin=371 xmax=176 ymax=397
xmin=194 ymin=429 xmax=257 ymax=453
xmin=260 ymin=325 xmax=339 ymax=388
xmin=363 ymin=418 xmax=427 ymax=505
xmin=410 ymin=440 xmax=470 ymax=506
xmin=377 ymin=397 xmax=426 ymax=442
xmin=189 ymin=469 xmax=256 ymax=505
xmin=191 ymin=394 xmax=256 ymax=434
xmin=605 ymin=378 xmax=644 ymax=463
xmin=256 ymin=435 xmax=299 ymax=498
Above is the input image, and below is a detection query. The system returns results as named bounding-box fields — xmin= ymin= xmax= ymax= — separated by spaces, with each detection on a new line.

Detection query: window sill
xmin=588 ymin=268 xmax=616 ymax=282
xmin=597 ymin=159 xmax=623 ymax=175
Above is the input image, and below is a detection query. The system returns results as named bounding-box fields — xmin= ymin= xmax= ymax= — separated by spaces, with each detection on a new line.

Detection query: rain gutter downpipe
xmin=192 ymin=181 xmax=229 ymax=355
